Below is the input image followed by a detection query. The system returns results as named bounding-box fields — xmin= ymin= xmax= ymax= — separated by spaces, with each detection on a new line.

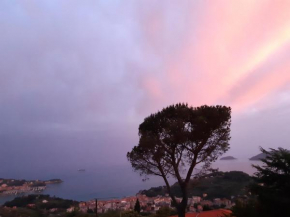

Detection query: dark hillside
xmin=139 ymin=171 xmax=253 ymax=200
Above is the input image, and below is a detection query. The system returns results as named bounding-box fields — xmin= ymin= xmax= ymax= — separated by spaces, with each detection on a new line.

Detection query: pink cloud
xmin=139 ymin=1 xmax=290 ymax=114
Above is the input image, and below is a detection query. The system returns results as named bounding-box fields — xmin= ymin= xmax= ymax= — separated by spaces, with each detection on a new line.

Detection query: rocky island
xmin=0 ymin=178 xmax=63 ymax=196
xmin=249 ymin=153 xmax=267 ymax=161
xmin=220 ymin=156 xmax=237 ymax=160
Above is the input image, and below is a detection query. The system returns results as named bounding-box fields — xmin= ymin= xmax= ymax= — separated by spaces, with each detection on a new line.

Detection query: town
xmin=75 ymin=193 xmax=233 ymax=214
xmin=0 ymin=178 xmax=62 ymax=195
xmin=0 ymin=193 xmax=236 ymax=216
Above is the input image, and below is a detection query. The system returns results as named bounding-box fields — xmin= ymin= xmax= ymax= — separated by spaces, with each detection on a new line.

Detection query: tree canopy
xmin=232 ymin=147 xmax=290 ymax=217
xmin=251 ymin=147 xmax=290 ymax=217
xmin=127 ymin=104 xmax=231 ymax=217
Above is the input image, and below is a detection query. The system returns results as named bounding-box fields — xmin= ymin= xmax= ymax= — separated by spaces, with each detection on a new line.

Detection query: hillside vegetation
xmin=140 ymin=171 xmax=253 ymax=199
xmin=4 ymin=194 xmax=78 ymax=209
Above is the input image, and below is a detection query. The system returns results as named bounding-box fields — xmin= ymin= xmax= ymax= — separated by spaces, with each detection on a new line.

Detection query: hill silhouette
xmin=139 ymin=171 xmax=253 ymax=200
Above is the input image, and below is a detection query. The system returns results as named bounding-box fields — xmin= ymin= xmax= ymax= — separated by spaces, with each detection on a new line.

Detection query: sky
xmin=1 ymin=0 xmax=290 ymax=169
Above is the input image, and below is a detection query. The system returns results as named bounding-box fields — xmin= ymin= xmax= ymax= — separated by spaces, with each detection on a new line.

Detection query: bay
xmin=0 ymin=159 xmax=263 ymax=205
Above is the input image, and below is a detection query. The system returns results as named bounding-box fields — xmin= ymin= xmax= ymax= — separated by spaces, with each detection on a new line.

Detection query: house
xmin=49 ymin=208 xmax=58 ymax=213
xmin=188 ymin=196 xmax=201 ymax=205
xmin=79 ymin=202 xmax=86 ymax=207
xmin=221 ymin=198 xmax=231 ymax=207
xmin=188 ymin=205 xmax=196 ymax=212
xmin=213 ymin=198 xmax=221 ymax=206
xmin=191 ymin=196 xmax=201 ymax=204
xmin=197 ymin=205 xmax=203 ymax=212
xmin=200 ymin=200 xmax=213 ymax=207
xmin=27 ymin=204 xmax=36 ymax=208
xmin=104 ymin=203 xmax=112 ymax=210
xmin=67 ymin=207 xmax=75 ymax=212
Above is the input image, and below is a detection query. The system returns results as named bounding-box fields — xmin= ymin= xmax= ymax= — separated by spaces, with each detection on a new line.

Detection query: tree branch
xmin=157 ymin=162 xmax=178 ymax=207
xmin=185 ymin=140 xmax=207 ymax=183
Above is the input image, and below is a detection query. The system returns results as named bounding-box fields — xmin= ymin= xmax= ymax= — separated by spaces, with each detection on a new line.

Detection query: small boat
xmin=78 ymin=169 xmax=86 ymax=172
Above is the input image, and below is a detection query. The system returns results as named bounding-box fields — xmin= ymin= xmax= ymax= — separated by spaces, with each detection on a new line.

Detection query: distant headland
xmin=249 ymin=153 xmax=267 ymax=161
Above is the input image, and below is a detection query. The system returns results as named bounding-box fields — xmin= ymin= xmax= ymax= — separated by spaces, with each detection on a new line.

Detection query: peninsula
xmin=249 ymin=153 xmax=267 ymax=161
xmin=0 ymin=178 xmax=63 ymax=196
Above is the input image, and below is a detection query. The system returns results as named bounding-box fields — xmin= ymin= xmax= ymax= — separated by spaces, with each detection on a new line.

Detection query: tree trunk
xmin=177 ymin=185 xmax=188 ymax=217
xmin=162 ymin=173 xmax=188 ymax=217
xmin=177 ymin=205 xmax=186 ymax=217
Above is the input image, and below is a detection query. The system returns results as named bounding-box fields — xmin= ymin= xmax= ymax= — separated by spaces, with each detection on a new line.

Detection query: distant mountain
xmin=249 ymin=153 xmax=267 ymax=161
xmin=220 ymin=156 xmax=237 ymax=160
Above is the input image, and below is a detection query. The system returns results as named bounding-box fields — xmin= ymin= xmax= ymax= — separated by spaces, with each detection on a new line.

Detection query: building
xmin=200 ymin=200 xmax=213 ymax=207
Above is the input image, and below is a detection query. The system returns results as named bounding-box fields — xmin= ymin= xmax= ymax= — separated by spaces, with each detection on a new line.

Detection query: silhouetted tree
xmin=251 ymin=147 xmax=290 ymax=217
xmin=231 ymin=147 xmax=290 ymax=217
xmin=231 ymin=199 xmax=260 ymax=217
xmin=134 ymin=199 xmax=141 ymax=213
xmin=127 ymin=104 xmax=231 ymax=217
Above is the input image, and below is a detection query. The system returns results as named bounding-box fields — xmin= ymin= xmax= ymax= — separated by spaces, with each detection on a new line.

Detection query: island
xmin=0 ymin=178 xmax=63 ymax=196
xmin=249 ymin=153 xmax=267 ymax=161
xmin=220 ymin=156 xmax=237 ymax=160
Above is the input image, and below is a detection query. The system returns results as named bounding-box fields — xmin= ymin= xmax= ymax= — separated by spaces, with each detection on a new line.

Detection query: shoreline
xmin=0 ymin=178 xmax=63 ymax=197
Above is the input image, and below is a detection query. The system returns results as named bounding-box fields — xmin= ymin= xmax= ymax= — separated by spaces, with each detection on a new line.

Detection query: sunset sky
xmin=1 ymin=1 xmax=290 ymax=168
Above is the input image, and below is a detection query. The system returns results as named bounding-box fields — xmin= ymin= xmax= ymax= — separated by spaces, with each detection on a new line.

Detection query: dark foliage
xmin=121 ymin=211 xmax=140 ymax=217
xmin=139 ymin=212 xmax=152 ymax=216
xmin=87 ymin=208 xmax=94 ymax=213
xmin=156 ymin=207 xmax=177 ymax=217
xmin=251 ymin=147 xmax=290 ymax=217
xmin=134 ymin=199 xmax=141 ymax=213
xmin=127 ymin=104 xmax=231 ymax=217
xmin=4 ymin=194 xmax=78 ymax=210
xmin=231 ymin=147 xmax=290 ymax=217
xmin=4 ymin=194 xmax=40 ymax=207
xmin=231 ymin=199 xmax=260 ymax=217
xmin=63 ymin=210 xmax=94 ymax=217
xmin=0 ymin=179 xmax=26 ymax=186
xmin=98 ymin=210 xmax=122 ymax=217
xmin=202 ymin=205 xmax=212 ymax=211
xmin=0 ymin=207 xmax=42 ymax=217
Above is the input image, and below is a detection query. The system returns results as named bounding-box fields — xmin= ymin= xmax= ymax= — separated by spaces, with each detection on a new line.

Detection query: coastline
xmin=0 ymin=160 xmax=263 ymax=205
xmin=0 ymin=178 xmax=63 ymax=196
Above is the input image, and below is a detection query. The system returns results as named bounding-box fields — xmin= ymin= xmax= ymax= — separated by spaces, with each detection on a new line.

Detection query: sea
xmin=0 ymin=159 xmax=263 ymax=205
